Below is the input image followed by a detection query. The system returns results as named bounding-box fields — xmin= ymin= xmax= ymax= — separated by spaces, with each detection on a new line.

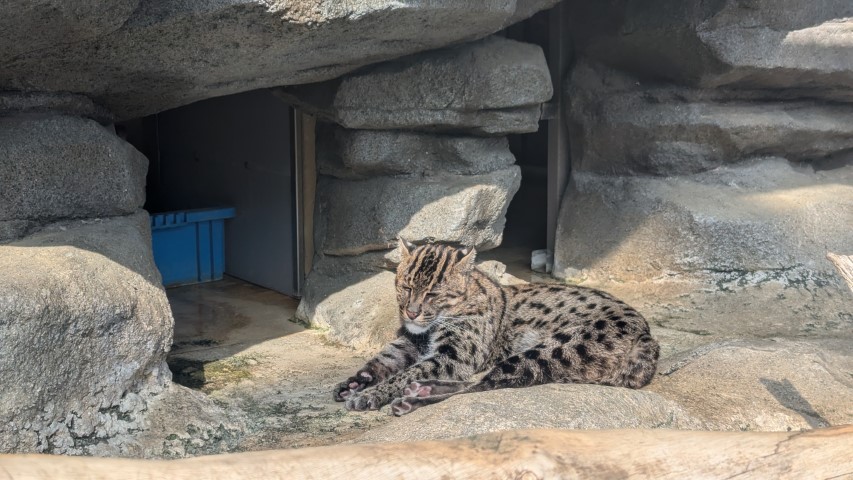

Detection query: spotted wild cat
xmin=333 ymin=240 xmax=659 ymax=416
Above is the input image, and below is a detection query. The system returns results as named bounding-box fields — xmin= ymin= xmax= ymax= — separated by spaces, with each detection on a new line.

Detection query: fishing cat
xmin=333 ymin=239 xmax=659 ymax=416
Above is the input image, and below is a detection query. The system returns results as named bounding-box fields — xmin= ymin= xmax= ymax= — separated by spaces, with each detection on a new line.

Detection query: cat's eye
xmin=424 ymin=292 xmax=437 ymax=298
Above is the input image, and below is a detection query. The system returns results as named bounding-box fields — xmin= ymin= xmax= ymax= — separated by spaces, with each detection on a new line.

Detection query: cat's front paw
xmin=403 ymin=381 xmax=433 ymax=398
xmin=344 ymin=388 xmax=384 ymax=411
xmin=333 ymin=371 xmax=375 ymax=402
xmin=388 ymin=382 xmax=433 ymax=416
xmin=390 ymin=397 xmax=414 ymax=416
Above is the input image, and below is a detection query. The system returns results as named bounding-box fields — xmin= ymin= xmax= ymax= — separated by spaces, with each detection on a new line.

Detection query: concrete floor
xmin=166 ymin=276 xmax=390 ymax=450
xmin=170 ymin=277 xmax=303 ymax=359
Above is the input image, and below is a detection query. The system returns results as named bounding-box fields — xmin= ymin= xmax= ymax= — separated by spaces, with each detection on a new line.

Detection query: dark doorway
xmin=503 ymin=123 xmax=549 ymax=250
xmin=488 ymin=9 xmax=556 ymax=274
xmin=119 ymin=89 xmax=303 ymax=297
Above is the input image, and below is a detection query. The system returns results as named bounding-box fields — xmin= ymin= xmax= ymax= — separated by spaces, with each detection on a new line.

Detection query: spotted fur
xmin=333 ymin=240 xmax=660 ymax=415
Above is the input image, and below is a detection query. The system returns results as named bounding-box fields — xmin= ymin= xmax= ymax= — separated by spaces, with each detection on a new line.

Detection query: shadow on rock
xmin=760 ymin=378 xmax=831 ymax=429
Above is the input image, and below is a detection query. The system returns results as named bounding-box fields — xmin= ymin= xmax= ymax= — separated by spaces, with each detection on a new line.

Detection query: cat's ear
xmin=397 ymin=236 xmax=415 ymax=259
xmin=455 ymin=246 xmax=477 ymax=272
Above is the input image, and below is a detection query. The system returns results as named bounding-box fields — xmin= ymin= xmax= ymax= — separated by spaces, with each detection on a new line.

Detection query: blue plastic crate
xmin=150 ymin=207 xmax=236 ymax=287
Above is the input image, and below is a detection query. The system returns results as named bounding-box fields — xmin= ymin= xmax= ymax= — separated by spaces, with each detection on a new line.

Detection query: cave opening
xmin=483 ymin=5 xmax=570 ymax=280
xmin=118 ymin=89 xmax=309 ymax=389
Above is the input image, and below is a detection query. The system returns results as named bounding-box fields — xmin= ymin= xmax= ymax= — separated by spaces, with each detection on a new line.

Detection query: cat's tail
xmin=617 ymin=333 xmax=660 ymax=389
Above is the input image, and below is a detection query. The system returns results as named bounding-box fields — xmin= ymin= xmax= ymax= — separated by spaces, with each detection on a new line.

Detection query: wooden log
xmin=827 ymin=252 xmax=853 ymax=293
xmin=1 ymin=426 xmax=852 ymax=480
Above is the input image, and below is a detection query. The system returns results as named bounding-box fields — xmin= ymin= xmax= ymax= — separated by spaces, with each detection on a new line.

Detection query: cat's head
xmin=394 ymin=238 xmax=476 ymax=334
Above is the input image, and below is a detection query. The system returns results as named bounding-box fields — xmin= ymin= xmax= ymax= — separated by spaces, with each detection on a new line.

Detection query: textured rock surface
xmin=0 ymin=92 xmax=112 ymax=121
xmin=567 ymin=0 xmax=853 ymax=99
xmin=0 ymin=0 xmax=137 ymax=63
xmin=357 ymin=384 xmax=701 ymax=443
xmin=278 ymin=36 xmax=552 ymax=135
xmin=316 ymin=167 xmax=521 ymax=256
xmin=0 ymin=213 xmax=173 ymax=454
xmin=554 ymin=159 xmax=853 ymax=339
xmin=101 ymin=385 xmax=246 ymax=458
xmin=650 ymin=339 xmax=853 ymax=431
xmin=0 ymin=115 xmax=147 ymax=239
xmin=0 ymin=1 xmax=557 ymax=119
xmin=568 ymin=62 xmax=853 ymax=175
xmin=297 ymin=256 xmax=399 ymax=353
xmin=356 ymin=338 xmax=853 ymax=442
xmin=316 ymin=124 xmax=516 ymax=178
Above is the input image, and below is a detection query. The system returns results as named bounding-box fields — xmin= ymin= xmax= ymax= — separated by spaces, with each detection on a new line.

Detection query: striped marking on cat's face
xmin=395 ymin=241 xmax=475 ymax=332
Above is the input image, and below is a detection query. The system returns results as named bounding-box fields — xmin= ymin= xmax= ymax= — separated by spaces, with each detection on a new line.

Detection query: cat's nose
xmin=405 ymin=309 xmax=419 ymax=320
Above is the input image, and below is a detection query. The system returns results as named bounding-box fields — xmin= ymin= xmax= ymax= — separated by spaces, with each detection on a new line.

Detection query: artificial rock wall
xmin=554 ymin=0 xmax=853 ymax=341
xmin=0 ymin=99 xmax=173 ymax=454
xmin=279 ymin=36 xmax=553 ymax=351
xmin=0 ymin=0 xmax=558 ymax=120
xmin=0 ymin=1 xmax=558 ymax=455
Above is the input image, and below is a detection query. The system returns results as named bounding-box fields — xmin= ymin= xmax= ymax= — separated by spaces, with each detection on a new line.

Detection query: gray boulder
xmin=0 ymin=213 xmax=173 ymax=454
xmin=567 ymin=62 xmax=853 ymax=175
xmin=316 ymin=124 xmax=516 ymax=178
xmin=567 ymin=0 xmax=853 ymax=100
xmin=1 ymin=1 xmax=558 ymax=119
xmin=553 ymin=159 xmax=853 ymax=339
xmin=297 ymin=258 xmax=400 ymax=353
xmin=278 ymin=36 xmax=552 ymax=135
xmin=99 ymin=384 xmax=246 ymax=458
xmin=316 ymin=167 xmax=521 ymax=257
xmin=357 ymin=384 xmax=701 ymax=443
xmin=0 ymin=114 xmax=147 ymax=239
xmin=651 ymin=339 xmax=853 ymax=431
